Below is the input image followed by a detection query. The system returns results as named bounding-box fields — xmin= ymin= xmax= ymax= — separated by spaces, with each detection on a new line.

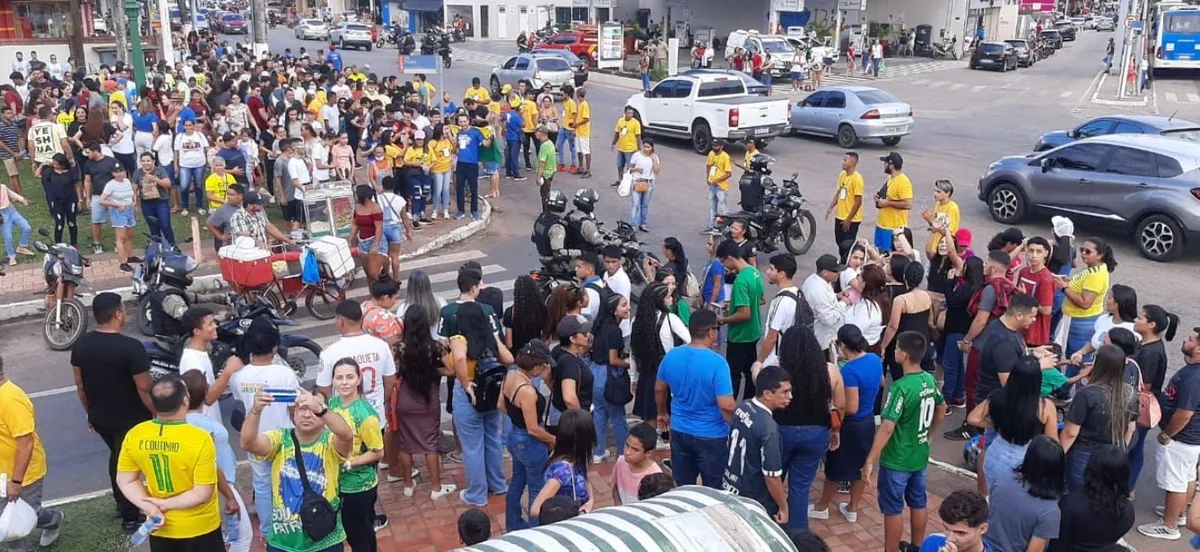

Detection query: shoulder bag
xmin=290 ymin=429 xmax=340 ymax=542
xmin=1132 ymin=359 xmax=1162 ymax=429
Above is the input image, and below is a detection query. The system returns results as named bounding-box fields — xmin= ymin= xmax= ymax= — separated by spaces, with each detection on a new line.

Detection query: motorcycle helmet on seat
xmin=749 ymin=153 xmax=775 ymax=175
xmin=573 ymin=187 xmax=599 ymax=213
xmin=546 ymin=189 xmax=569 ymax=213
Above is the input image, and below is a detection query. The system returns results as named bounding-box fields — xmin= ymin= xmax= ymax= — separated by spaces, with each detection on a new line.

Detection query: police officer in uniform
xmin=738 ymin=153 xmax=773 ymax=213
xmin=531 ymin=189 xmax=574 ymax=277
xmin=564 ymin=188 xmax=609 ymax=255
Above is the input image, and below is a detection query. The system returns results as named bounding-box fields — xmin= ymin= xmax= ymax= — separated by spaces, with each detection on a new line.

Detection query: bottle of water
xmin=222 ymin=511 xmax=240 ymax=543
xmin=129 ymin=516 xmax=162 ymax=546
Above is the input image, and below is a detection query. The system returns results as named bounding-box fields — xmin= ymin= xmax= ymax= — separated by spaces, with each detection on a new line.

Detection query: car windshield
xmin=979 ymin=43 xmax=1004 ymax=53
xmin=698 ymin=80 xmax=746 ymax=97
xmin=1160 ymin=128 xmax=1200 ymax=142
xmin=1041 ymin=30 xmax=1060 ymax=36
xmin=855 ymin=90 xmax=901 ymax=104
xmin=536 ymin=58 xmax=571 ymax=71
xmin=222 ymin=14 xmax=242 ymax=21
xmin=1005 ymin=40 xmax=1026 ymax=47
xmin=305 ymin=19 xmax=322 ymax=26
xmin=759 ymin=39 xmax=794 ymax=53
xmin=1166 ymin=12 xmax=1200 ymax=33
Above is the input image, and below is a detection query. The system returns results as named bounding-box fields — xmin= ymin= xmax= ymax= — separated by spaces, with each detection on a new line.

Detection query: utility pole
xmin=68 ymin=0 xmax=86 ymax=67
xmin=126 ymin=0 xmax=147 ymax=84
xmin=251 ymin=0 xmax=268 ymax=57
xmin=112 ymin=0 xmax=130 ymax=64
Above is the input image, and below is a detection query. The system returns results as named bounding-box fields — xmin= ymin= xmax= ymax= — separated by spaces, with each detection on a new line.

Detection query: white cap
xmin=413 ymin=130 xmax=426 ymax=140
xmin=1052 ymin=215 xmax=1074 ymax=238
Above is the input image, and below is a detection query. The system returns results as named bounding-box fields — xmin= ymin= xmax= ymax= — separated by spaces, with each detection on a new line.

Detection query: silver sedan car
xmin=294 ymin=19 xmax=329 ymax=40
xmin=789 ymin=86 xmax=915 ymax=148
xmin=490 ymin=54 xmax=575 ymax=97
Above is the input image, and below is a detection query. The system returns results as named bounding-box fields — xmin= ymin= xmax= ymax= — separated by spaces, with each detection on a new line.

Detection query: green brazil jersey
xmin=727 ymin=265 xmax=764 ymax=343
xmin=327 ymin=396 xmax=384 ymax=494
xmin=880 ymin=371 xmax=944 ymax=472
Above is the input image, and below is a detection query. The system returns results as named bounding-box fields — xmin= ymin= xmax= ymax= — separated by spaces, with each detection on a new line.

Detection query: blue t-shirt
xmin=701 ymin=259 xmax=726 ymax=303
xmin=131 ymin=109 xmax=159 ymax=133
xmin=185 ymin=412 xmax=237 ymax=485
xmin=326 ymin=52 xmax=343 ymax=71
xmin=657 ymin=345 xmax=733 ymax=439
xmin=176 ymin=106 xmax=197 ymax=133
xmin=919 ymin=534 xmax=993 ymax=552
xmin=842 ymin=353 xmax=884 ymax=421
xmin=456 ymin=127 xmax=484 ymax=164
xmin=442 ymin=102 xmax=458 ymax=117
xmin=504 ymin=110 xmax=524 ymax=140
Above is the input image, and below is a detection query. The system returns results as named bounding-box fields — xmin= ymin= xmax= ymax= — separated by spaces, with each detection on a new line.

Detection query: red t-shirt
xmin=752 ymin=53 xmax=764 ymax=73
xmin=3 ymin=90 xmax=22 ymax=114
xmin=246 ymin=95 xmax=268 ymax=129
xmin=732 ymin=56 xmax=745 ymax=71
xmin=1016 ymin=265 xmax=1056 ymax=346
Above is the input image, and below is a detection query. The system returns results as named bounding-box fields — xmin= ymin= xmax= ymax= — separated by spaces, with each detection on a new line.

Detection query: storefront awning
xmin=400 ymin=0 xmax=441 ymax=12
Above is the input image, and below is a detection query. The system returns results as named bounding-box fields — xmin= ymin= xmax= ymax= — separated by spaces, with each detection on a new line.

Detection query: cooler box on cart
xmin=219 ymin=237 xmax=275 ymax=288
xmin=308 ymin=235 xmax=355 ymax=279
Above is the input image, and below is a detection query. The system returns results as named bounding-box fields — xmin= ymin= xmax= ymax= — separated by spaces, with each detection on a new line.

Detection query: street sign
xmin=1126 ymin=15 xmax=1136 ymax=28
xmin=397 ymin=55 xmax=439 ymax=74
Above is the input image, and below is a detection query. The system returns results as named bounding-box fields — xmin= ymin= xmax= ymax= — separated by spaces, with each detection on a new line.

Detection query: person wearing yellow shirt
xmin=464 ymin=77 xmax=490 ymax=105
xmin=611 ymin=106 xmax=642 ymax=186
xmin=705 ymin=142 xmax=733 ymax=232
xmin=0 ymin=373 xmax=64 ymax=550
xmin=404 ymin=131 xmax=434 ymax=222
xmin=873 ymin=152 xmax=913 ymax=252
xmin=825 ymin=152 xmax=865 ymax=256
xmin=574 ymin=87 xmax=593 ymax=177
xmin=430 ymin=126 xmax=455 ymax=219
xmin=1054 ymin=237 xmax=1116 ymax=358
xmin=115 ymin=377 xmax=223 ymax=548
xmin=519 ymin=92 xmax=539 ymax=170
xmin=920 ymin=179 xmax=961 ymax=255
xmin=558 ymin=85 xmax=579 ymax=173
xmin=204 ymin=157 xmax=237 ymax=210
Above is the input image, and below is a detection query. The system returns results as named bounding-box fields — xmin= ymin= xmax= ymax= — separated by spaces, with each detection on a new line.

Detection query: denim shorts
xmin=874 ymin=226 xmax=896 ymax=252
xmin=358 ymin=236 xmax=379 ymax=255
xmin=481 ymin=162 xmax=499 ymax=177
xmin=379 ymin=225 xmax=404 ymax=249
xmin=876 ymin=466 xmax=927 ymax=516
xmin=109 ymin=205 xmax=135 ymax=228
xmin=90 ymin=195 xmax=109 ymax=224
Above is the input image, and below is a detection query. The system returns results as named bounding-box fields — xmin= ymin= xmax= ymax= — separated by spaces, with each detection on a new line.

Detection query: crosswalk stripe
xmin=973 ymin=85 xmax=986 ymax=92
xmin=950 ymin=83 xmax=964 ymax=90
xmin=929 ymin=81 xmax=946 ymax=88
xmin=1187 ymin=93 xmax=1200 ymax=103
xmin=402 ymin=250 xmax=489 ymax=272
xmin=1166 ymin=92 xmax=1178 ymax=102
xmin=1060 ymin=91 xmax=1073 ymax=98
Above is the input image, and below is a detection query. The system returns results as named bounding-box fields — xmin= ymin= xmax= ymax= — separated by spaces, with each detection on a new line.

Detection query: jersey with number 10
xmin=116 ymin=419 xmax=221 ymax=539
xmin=317 ymin=334 xmax=397 ymax=428
xmin=880 ymin=371 xmax=944 ymax=472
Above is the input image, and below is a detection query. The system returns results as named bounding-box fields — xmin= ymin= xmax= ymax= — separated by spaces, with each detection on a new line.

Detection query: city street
xmin=6 ymin=25 xmax=1200 ymax=549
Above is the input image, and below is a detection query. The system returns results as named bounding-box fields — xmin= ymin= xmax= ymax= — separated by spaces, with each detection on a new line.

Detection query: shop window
xmin=14 ymin=2 xmax=74 ymax=39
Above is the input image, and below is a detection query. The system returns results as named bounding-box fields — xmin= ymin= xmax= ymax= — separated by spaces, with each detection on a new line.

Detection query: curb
xmin=1089 ymin=71 xmax=1149 ymax=106
xmin=0 ymin=200 xmax=492 ymax=323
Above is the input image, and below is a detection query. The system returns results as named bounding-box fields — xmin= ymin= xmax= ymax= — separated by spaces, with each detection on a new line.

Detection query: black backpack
xmin=585 ymin=282 xmax=617 ymax=315
xmin=604 ymin=365 xmax=634 ymax=406
xmin=290 ymin=430 xmax=339 ymax=542
xmin=773 ymin=289 xmax=815 ymax=354
xmin=472 ymin=356 xmax=507 ymax=413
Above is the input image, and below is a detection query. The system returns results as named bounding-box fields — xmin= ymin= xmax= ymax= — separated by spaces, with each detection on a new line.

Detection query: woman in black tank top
xmin=880 ymin=262 xmax=936 ymax=380
xmin=501 ymin=339 xmax=557 ymax=532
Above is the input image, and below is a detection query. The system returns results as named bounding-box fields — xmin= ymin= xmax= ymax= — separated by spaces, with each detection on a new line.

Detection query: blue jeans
xmin=556 ymin=129 xmax=576 ymax=166
xmin=140 ymin=200 xmax=175 ymax=245
xmin=669 ymin=430 xmax=727 ymax=489
xmin=431 ymin=171 xmax=451 ymax=212
xmin=250 ymin=458 xmax=273 ymax=537
xmin=409 ymin=172 xmax=430 ymax=217
xmin=616 ymin=150 xmax=634 ymax=176
xmin=590 ymin=362 xmax=629 ymax=459
xmin=707 ymin=185 xmax=727 ymax=228
xmin=779 ymin=425 xmax=830 ymax=531
xmin=177 ymin=165 xmax=206 ymax=210
xmin=1129 ymin=425 xmax=1151 ymax=488
xmin=982 ymin=432 xmax=1028 ymax=494
xmin=0 ymin=204 xmax=31 ymax=258
xmin=942 ymin=332 xmax=966 ymax=402
xmin=455 ymin=162 xmax=480 ymax=217
xmin=630 ymin=185 xmax=653 ymax=227
xmin=505 ymin=140 xmax=522 ymax=177
xmin=1066 ymin=446 xmax=1093 ymax=493
xmin=505 ymin=428 xmax=549 ymax=532
xmin=452 ymin=384 xmax=507 ymax=505
xmin=641 ymin=72 xmax=651 ymax=91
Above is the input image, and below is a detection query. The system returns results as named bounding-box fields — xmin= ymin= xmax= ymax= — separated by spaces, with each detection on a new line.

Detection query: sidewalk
xmin=1091 ymin=67 xmax=1153 ymax=109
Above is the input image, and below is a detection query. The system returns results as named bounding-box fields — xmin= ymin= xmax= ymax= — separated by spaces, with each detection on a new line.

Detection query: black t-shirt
xmin=943 ymin=282 xmax=979 ymax=335
xmin=927 ymin=256 xmax=954 ymax=295
xmin=1135 ymin=340 xmax=1169 ymax=396
xmin=1049 ymin=489 xmax=1134 ymax=552
xmin=1161 ymin=364 xmax=1200 ymax=444
xmin=1066 ymin=383 xmax=1138 ymax=451
xmin=974 ymin=319 xmax=1026 ymax=405
xmin=502 ymin=306 xmax=539 ymax=353
xmin=589 ymin=324 xmax=624 ymax=365
xmin=84 ymin=155 xmax=120 ymax=196
xmin=722 ymin=400 xmax=782 ymax=510
xmin=42 ymin=168 xmax=77 ymax=199
xmin=69 ymin=331 xmax=152 ymax=427
xmin=551 ymin=352 xmax=593 ymax=413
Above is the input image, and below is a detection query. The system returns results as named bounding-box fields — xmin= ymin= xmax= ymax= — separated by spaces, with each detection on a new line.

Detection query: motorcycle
xmin=931 ymin=41 xmax=959 ymax=60
xmin=530 ymin=220 xmax=655 ymax=297
xmin=133 ymin=219 xmax=199 ymax=336
xmin=35 ymin=229 xmax=91 ymax=350
xmin=420 ymin=38 xmax=437 ymax=56
xmin=715 ymin=172 xmax=817 ymax=256
xmin=439 ymin=45 xmax=453 ymax=68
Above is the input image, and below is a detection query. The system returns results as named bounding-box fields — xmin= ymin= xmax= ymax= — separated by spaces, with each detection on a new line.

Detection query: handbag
xmin=617 ymin=172 xmax=632 ymax=197
xmin=290 ymin=430 xmax=340 ymax=542
xmin=1132 ymin=359 xmax=1162 ymax=429
xmin=633 ymin=179 xmax=651 ymax=193
xmin=604 ymin=364 xmax=634 ymax=406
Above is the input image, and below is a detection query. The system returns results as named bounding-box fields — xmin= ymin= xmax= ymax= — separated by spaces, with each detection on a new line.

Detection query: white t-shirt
xmin=844 ymin=298 xmax=886 ymax=346
xmin=153 ymin=133 xmax=174 ymax=167
xmin=331 ymin=84 xmax=351 ymax=100
xmin=1090 ymin=314 xmax=1139 ymax=350
xmin=229 ymin=363 xmax=301 ymax=433
xmin=179 ymin=348 xmax=222 ymax=424
xmin=378 ymin=192 xmax=407 ymax=227
xmin=174 ymin=131 xmax=210 ymax=168
xmin=414 ymin=115 xmax=431 ymax=130
xmin=316 ymin=334 xmax=397 ymax=426
xmin=604 ymin=269 xmax=633 ymax=336
xmin=582 ymin=281 xmax=602 ymax=321
xmin=763 ymin=286 xmax=799 ymax=367
xmin=395 ymin=297 xmax=447 ymax=340
xmin=321 ymin=104 xmax=340 ymax=135
xmin=656 ymin=311 xmax=689 ymax=354
xmin=112 ymin=113 xmax=135 ymax=154
xmin=627 ymin=152 xmax=655 ymax=183
xmin=309 ymin=142 xmax=330 ymax=182
xmin=288 ymin=156 xmax=312 ymax=185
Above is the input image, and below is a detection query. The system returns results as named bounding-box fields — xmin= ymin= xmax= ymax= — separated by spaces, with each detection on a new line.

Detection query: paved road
xmin=9 ymin=26 xmax=1200 ymax=548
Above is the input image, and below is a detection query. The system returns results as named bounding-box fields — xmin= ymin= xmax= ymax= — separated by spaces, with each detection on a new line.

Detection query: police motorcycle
xmin=133 ymin=218 xmax=199 ymax=336
xmin=530 ymin=189 xmax=655 ymax=295
xmin=715 ymin=155 xmax=817 ymax=256
xmin=420 ymin=32 xmax=438 ymax=55
xmin=435 ymin=28 xmax=453 ymax=68
xmin=34 ymin=229 xmax=91 ymax=350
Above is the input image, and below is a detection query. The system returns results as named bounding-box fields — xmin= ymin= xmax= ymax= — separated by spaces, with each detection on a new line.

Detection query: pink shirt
xmin=609 ymin=456 xmax=663 ymax=505
xmin=331 ymin=144 xmax=354 ymax=170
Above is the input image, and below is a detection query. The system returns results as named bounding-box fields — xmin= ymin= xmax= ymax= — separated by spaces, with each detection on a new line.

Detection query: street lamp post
xmin=126 ymin=0 xmax=147 ymax=84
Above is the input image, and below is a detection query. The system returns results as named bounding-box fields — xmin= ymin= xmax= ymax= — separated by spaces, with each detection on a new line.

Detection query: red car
xmin=536 ymin=26 xmax=636 ymax=66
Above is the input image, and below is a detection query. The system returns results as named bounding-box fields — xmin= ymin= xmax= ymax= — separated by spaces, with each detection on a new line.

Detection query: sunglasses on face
xmin=1079 ymin=247 xmax=1095 ymax=254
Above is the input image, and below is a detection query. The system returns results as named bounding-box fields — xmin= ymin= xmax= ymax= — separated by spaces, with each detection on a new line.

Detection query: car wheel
xmin=1136 ymin=214 xmax=1185 ymax=262
xmin=1001 ymin=60 xmax=1008 ymax=72
xmin=882 ymin=136 xmax=902 ymax=146
xmin=691 ymin=122 xmax=713 ymax=154
xmin=987 ymin=182 xmax=1026 ymax=224
xmin=836 ymin=124 xmax=858 ymax=148
xmin=366 ymin=43 xmax=372 ymax=51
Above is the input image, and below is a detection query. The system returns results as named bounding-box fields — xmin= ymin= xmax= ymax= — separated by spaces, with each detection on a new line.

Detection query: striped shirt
xmin=461 ymin=486 xmax=796 ymax=552
xmin=0 ymin=119 xmax=21 ymax=158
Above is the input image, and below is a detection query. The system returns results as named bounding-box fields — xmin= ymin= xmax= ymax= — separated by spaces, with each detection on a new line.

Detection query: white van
xmin=724 ymin=30 xmax=796 ymax=77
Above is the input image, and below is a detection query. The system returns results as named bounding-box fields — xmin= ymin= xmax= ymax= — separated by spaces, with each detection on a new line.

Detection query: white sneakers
xmin=1138 ymin=520 xmax=1181 ymax=540
xmin=431 ymin=483 xmax=457 ymax=501
xmin=592 ymin=451 xmax=611 ymax=465
xmin=807 ymin=503 xmax=857 ymax=523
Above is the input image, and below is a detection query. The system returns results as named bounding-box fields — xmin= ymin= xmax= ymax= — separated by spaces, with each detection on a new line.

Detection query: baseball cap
xmin=816 ymin=254 xmax=845 ymax=273
xmin=501 ymin=83 xmax=513 ymax=94
xmin=1052 ymin=215 xmax=1074 ymax=238
xmin=413 ymin=130 xmax=426 ymax=140
xmin=243 ymin=190 xmax=263 ymax=205
xmin=954 ymin=227 xmax=973 ymax=247
xmin=519 ymin=338 xmax=557 ymax=367
xmin=557 ymin=314 xmax=593 ymax=339
xmin=879 ymin=152 xmax=903 ymax=168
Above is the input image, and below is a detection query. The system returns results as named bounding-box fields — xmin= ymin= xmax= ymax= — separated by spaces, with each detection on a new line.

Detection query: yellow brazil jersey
xmin=706 ymin=151 xmax=733 ymax=190
xmin=431 ymin=139 xmax=454 ymax=173
xmin=347 ymin=73 xmax=367 ymax=84
xmin=116 ymin=420 xmax=221 ymax=539
xmin=835 ymin=170 xmax=865 ymax=223
xmin=263 ymin=429 xmax=347 ymax=551
xmin=404 ymin=145 xmax=432 ymax=168
xmin=204 ymin=172 xmax=236 ymax=210
xmin=575 ymin=100 xmax=592 ymax=137
xmin=488 ymin=102 xmax=501 ymax=116
xmin=877 ymin=172 xmax=913 ymax=230
xmin=562 ymin=98 xmax=578 ymax=130
xmin=385 ymin=143 xmax=403 ymax=169
xmin=925 ymin=200 xmax=962 ymax=253
xmin=615 ymin=117 xmax=641 ymax=153
xmin=464 ymin=86 xmax=489 ymax=104
xmin=520 ymin=101 xmax=538 ymax=133
xmin=327 ymin=397 xmax=383 ymax=494
xmin=1063 ymin=264 xmax=1110 ymax=318
xmin=0 ymin=381 xmax=47 ymax=487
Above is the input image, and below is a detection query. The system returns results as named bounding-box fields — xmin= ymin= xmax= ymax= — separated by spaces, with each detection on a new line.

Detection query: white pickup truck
xmin=625 ymin=73 xmax=791 ymax=154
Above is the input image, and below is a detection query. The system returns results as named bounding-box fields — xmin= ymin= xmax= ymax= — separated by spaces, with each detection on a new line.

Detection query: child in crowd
xmin=538 ymin=496 xmax=582 ymax=525
xmin=865 ymin=331 xmax=946 ymax=552
xmin=918 ymin=490 xmax=991 ymax=552
xmin=611 ymin=423 xmax=665 ymax=505
xmin=637 ymin=473 xmax=677 ymax=501
xmin=722 ymin=365 xmax=792 ymax=523
xmin=531 ymin=408 xmax=596 ymax=520
xmin=457 ymin=508 xmax=491 ymax=546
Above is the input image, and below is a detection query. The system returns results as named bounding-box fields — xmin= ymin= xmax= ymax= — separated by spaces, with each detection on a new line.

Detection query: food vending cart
xmin=301 ymin=181 xmax=355 ymax=239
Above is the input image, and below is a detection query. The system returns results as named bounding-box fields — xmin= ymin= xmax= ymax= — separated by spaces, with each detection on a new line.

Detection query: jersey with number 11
xmin=880 ymin=371 xmax=944 ymax=472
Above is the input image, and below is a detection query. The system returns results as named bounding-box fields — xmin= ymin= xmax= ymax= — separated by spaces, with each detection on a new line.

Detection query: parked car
xmin=979 ymin=135 xmax=1200 ymax=261
xmin=1055 ymin=23 xmax=1077 ymax=41
xmin=1034 ymin=115 xmax=1200 ymax=151
xmin=491 ymin=53 xmax=575 ymax=97
xmin=970 ymin=41 xmax=1020 ymax=71
xmin=681 ymin=68 xmax=769 ymax=96
xmin=1039 ymin=28 xmax=1064 ymax=48
xmin=1004 ymin=39 xmax=1036 ymax=66
xmin=1097 ymin=17 xmax=1116 ymax=31
xmin=1070 ymin=16 xmax=1087 ymax=29
xmin=217 ymin=12 xmax=247 ymax=33
xmin=724 ymin=30 xmax=796 ymax=77
xmin=531 ymin=48 xmax=589 ymax=87
xmin=330 ymin=22 xmax=373 ymax=50
xmin=783 ymin=35 xmax=839 ymax=64
xmin=789 ymin=86 xmax=913 ymax=148
xmin=625 ymin=73 xmax=791 ymax=153
xmin=294 ymin=19 xmax=329 ymax=40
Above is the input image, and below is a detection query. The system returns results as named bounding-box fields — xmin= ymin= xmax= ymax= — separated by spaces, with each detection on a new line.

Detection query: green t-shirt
xmin=480 ymin=135 xmax=503 ymax=163
xmin=726 ymin=265 xmax=764 ymax=343
xmin=538 ymin=140 xmax=557 ymax=178
xmin=327 ymin=396 xmax=383 ymax=494
xmin=880 ymin=371 xmax=944 ymax=472
xmin=673 ymin=300 xmax=692 ymax=326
